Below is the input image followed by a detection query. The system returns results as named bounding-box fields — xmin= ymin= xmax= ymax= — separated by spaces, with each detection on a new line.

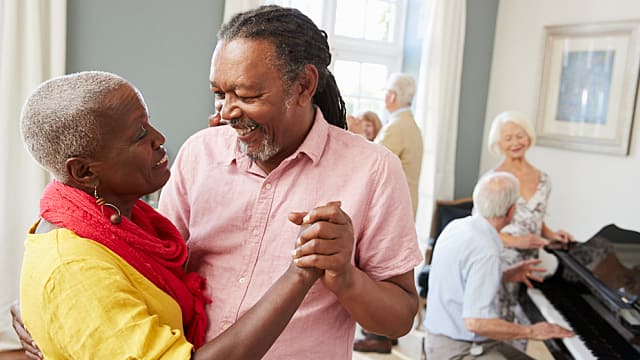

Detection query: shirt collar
xmin=389 ymin=106 xmax=412 ymax=118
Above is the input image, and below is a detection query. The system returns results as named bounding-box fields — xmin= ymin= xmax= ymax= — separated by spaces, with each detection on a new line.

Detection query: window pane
xmin=343 ymin=96 xmax=358 ymax=115
xmin=265 ymin=0 xmax=323 ymax=27
xmin=364 ymin=0 xmax=396 ymax=42
xmin=334 ymin=60 xmax=361 ymax=96
xmin=358 ymin=98 xmax=385 ymax=118
xmin=335 ymin=59 xmax=387 ymax=117
xmin=335 ymin=0 xmax=366 ymax=39
xmin=360 ymin=63 xmax=388 ymax=98
xmin=335 ymin=0 xmax=398 ymax=42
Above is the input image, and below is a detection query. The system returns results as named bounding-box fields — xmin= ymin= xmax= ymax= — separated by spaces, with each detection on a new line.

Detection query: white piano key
xmin=527 ymin=288 xmax=597 ymax=360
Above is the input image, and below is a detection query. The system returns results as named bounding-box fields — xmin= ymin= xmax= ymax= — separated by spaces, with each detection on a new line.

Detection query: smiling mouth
xmin=154 ymin=154 xmax=168 ymax=167
xmin=233 ymin=123 xmax=259 ymax=137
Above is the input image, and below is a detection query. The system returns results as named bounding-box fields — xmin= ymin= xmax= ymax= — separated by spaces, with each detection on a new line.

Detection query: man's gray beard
xmin=240 ymin=134 xmax=279 ymax=162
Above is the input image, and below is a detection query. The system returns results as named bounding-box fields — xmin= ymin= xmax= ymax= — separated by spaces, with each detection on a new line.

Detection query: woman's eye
xmin=137 ymin=127 xmax=148 ymax=140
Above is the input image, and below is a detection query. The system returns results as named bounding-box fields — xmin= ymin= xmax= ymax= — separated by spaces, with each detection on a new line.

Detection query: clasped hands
xmin=288 ymin=201 xmax=355 ymax=294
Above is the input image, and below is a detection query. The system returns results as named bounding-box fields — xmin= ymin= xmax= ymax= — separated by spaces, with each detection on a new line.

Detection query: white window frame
xmin=266 ymin=0 xmax=408 ymax=108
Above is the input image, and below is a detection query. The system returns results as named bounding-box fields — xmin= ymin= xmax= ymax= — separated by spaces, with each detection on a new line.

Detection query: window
xmin=265 ymin=0 xmax=407 ymax=116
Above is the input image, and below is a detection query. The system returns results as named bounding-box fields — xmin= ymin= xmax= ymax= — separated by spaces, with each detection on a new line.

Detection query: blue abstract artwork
xmin=556 ymin=50 xmax=615 ymax=124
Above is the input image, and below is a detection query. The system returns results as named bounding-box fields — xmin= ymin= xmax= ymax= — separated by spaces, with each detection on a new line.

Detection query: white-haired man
xmin=354 ymin=72 xmax=424 ymax=354
xmin=423 ymin=172 xmax=574 ymax=359
xmin=378 ymin=72 xmax=423 ymax=218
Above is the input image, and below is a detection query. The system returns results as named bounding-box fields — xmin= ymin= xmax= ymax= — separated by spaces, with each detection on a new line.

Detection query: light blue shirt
xmin=423 ymin=214 xmax=504 ymax=342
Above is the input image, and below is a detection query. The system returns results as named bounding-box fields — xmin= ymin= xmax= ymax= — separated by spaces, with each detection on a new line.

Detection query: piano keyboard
xmin=527 ymin=288 xmax=597 ymax=360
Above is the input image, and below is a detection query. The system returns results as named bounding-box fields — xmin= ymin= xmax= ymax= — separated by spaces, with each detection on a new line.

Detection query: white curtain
xmin=414 ymin=0 xmax=466 ymax=238
xmin=0 ymin=0 xmax=66 ymax=350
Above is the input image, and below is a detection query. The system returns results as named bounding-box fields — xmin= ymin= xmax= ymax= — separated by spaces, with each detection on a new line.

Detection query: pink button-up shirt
xmin=159 ymin=110 xmax=422 ymax=359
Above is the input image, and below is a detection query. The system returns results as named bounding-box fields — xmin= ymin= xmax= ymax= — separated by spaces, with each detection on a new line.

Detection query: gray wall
xmin=66 ymin=0 xmax=225 ymax=159
xmin=454 ymin=0 xmax=499 ymax=198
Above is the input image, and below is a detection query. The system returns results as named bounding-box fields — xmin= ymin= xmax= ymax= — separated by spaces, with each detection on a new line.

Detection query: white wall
xmin=480 ymin=0 xmax=640 ymax=241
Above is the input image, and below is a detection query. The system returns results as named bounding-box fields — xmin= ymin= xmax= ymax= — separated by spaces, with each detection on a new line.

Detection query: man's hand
xmin=528 ymin=321 xmax=574 ymax=340
xmin=288 ymin=201 xmax=355 ymax=295
xmin=10 ymin=302 xmax=42 ymax=360
xmin=502 ymin=259 xmax=545 ymax=288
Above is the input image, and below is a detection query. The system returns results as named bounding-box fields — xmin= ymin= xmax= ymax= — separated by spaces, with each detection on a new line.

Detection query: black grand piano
xmin=520 ymin=224 xmax=640 ymax=359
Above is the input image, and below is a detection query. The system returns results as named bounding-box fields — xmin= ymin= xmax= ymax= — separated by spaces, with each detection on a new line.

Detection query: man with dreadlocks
xmin=159 ymin=5 xmax=422 ymax=359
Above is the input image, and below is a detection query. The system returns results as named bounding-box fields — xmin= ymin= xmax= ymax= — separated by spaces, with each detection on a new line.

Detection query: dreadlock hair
xmin=218 ymin=5 xmax=347 ymax=129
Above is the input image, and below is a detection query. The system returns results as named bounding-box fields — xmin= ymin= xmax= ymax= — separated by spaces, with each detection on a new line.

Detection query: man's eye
xmin=214 ymin=92 xmax=225 ymax=100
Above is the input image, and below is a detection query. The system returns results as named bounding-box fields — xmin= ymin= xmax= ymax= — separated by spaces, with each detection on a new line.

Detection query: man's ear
xmin=388 ymin=90 xmax=397 ymax=105
xmin=65 ymin=157 xmax=97 ymax=189
xmin=295 ymin=64 xmax=319 ymax=106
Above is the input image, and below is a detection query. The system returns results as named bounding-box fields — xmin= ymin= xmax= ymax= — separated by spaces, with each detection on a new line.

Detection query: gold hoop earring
xmin=94 ymin=186 xmax=122 ymax=225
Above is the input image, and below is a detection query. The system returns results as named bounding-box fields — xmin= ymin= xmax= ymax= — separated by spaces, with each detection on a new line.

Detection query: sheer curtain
xmin=0 ymin=0 xmax=66 ymax=349
xmin=414 ymin=0 xmax=466 ymax=237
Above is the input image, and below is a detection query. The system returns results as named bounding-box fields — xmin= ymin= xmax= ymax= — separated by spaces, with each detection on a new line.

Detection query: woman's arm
xmin=541 ymin=222 xmax=575 ymax=243
xmin=499 ymin=232 xmax=549 ymax=249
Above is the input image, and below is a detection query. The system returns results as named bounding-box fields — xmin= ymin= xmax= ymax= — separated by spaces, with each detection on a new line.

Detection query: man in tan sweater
xmin=354 ymin=73 xmax=424 ymax=354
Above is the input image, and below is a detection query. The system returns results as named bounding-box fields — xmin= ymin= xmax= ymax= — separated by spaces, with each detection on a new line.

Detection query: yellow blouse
xmin=20 ymin=222 xmax=193 ymax=359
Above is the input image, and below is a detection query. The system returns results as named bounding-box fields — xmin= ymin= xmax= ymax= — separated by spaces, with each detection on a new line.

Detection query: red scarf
xmin=40 ymin=180 xmax=209 ymax=348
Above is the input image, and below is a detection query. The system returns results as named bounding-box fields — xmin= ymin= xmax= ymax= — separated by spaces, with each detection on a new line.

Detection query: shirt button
xmin=239 ymin=277 xmax=246 ymax=283
xmin=253 ymin=229 xmax=260 ymax=236
xmin=222 ymin=322 xmax=230 ymax=330
xmin=265 ymin=183 xmax=272 ymax=190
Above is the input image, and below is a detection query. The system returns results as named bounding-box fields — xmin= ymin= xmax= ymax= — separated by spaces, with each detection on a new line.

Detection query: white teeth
xmin=235 ymin=125 xmax=257 ymax=136
xmin=155 ymin=155 xmax=168 ymax=167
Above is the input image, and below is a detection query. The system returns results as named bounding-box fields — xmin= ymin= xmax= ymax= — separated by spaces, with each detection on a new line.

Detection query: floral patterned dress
xmin=496 ymin=171 xmax=551 ymax=323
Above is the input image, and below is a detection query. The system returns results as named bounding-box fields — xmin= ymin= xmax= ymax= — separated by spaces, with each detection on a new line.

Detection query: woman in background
xmin=485 ymin=110 xmax=639 ymax=350
xmin=347 ymin=110 xmax=383 ymax=141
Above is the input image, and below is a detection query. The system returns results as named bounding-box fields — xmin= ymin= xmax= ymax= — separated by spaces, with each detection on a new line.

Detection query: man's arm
xmin=329 ymin=268 xmax=418 ymax=338
xmin=464 ymin=317 xmax=574 ymax=341
xmin=291 ymin=203 xmax=418 ymax=338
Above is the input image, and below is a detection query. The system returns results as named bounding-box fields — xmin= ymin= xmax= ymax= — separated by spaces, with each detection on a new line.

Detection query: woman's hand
xmin=10 ymin=301 xmax=42 ymax=360
xmin=547 ymin=229 xmax=575 ymax=244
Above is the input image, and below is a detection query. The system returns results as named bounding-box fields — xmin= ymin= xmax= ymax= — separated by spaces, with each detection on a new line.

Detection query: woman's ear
xmin=295 ymin=64 xmax=319 ymax=106
xmin=65 ymin=157 xmax=97 ymax=188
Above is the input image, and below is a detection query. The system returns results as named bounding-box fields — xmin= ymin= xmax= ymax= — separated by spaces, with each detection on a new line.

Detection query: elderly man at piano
xmin=423 ymin=172 xmax=574 ymax=359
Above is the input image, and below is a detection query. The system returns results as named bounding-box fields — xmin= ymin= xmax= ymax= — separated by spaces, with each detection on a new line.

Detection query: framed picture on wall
xmin=536 ymin=20 xmax=640 ymax=156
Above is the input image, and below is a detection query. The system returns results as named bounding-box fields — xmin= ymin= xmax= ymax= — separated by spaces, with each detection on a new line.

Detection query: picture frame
xmin=536 ymin=20 xmax=640 ymax=156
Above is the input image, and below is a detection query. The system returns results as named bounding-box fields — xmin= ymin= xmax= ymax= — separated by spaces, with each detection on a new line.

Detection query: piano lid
xmin=551 ymin=224 xmax=640 ymax=334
